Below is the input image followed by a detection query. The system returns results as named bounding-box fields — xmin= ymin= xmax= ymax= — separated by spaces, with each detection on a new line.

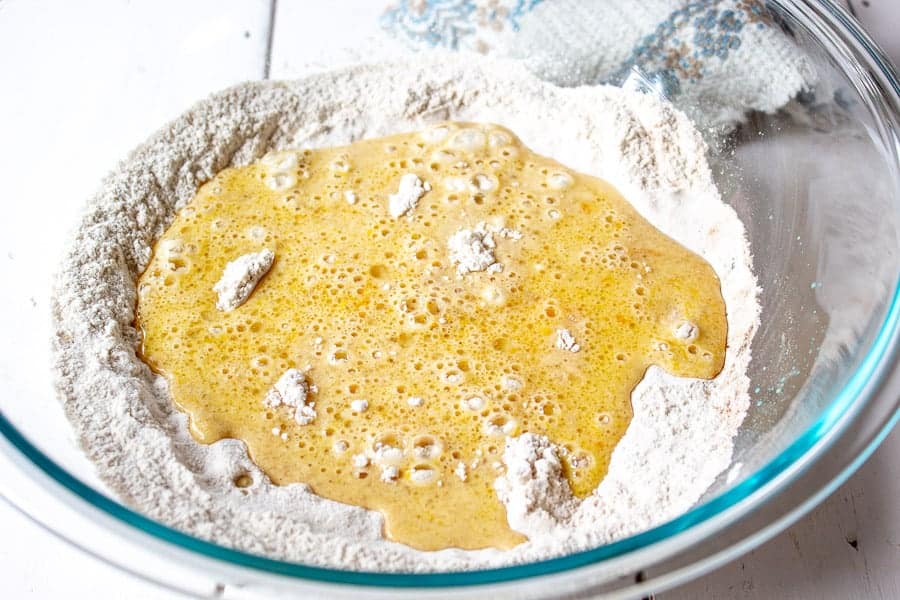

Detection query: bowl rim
xmin=1 ymin=0 xmax=899 ymax=590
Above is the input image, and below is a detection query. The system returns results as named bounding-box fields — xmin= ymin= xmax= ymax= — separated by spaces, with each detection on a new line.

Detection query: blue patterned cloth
xmin=380 ymin=0 xmax=815 ymax=129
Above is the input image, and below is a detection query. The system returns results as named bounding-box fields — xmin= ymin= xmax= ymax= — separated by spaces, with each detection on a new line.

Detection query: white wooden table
xmin=0 ymin=1 xmax=897 ymax=597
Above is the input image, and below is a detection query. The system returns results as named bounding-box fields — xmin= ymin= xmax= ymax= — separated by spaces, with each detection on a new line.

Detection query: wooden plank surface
xmin=268 ymin=0 xmax=385 ymax=78
xmin=667 ymin=430 xmax=900 ymax=599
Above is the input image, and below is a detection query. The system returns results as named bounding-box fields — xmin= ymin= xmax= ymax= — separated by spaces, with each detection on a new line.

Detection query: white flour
xmin=495 ymin=434 xmax=579 ymax=532
xmin=555 ymin=329 xmax=581 ymax=353
xmin=213 ymin=248 xmax=274 ymax=312
xmin=263 ymin=368 xmax=315 ymax=426
xmin=448 ymin=221 xmax=522 ymax=275
xmin=51 ymin=55 xmax=759 ymax=572
xmin=388 ymin=173 xmax=430 ymax=218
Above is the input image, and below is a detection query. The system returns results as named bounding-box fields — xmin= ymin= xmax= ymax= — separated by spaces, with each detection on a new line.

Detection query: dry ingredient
xmin=388 ymin=173 xmax=430 ymax=218
xmin=555 ymin=329 xmax=581 ymax=353
xmin=51 ymin=56 xmax=759 ymax=571
xmin=212 ymin=248 xmax=275 ymax=311
xmin=263 ymin=368 xmax=315 ymax=426
xmin=447 ymin=221 xmax=521 ymax=276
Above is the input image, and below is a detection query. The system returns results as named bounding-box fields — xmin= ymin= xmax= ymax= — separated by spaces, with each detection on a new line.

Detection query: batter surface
xmin=135 ymin=122 xmax=726 ymax=551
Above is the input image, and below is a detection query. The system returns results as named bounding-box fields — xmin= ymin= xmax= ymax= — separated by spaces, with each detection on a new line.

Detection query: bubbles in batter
xmin=135 ymin=122 xmax=727 ymax=551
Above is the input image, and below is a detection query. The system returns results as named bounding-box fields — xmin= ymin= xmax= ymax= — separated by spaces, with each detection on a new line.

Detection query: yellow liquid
xmin=135 ymin=122 xmax=726 ymax=551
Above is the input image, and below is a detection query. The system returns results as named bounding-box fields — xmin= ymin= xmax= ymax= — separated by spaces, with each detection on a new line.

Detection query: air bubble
xmin=547 ymin=172 xmax=574 ymax=189
xmin=412 ymin=435 xmax=442 ymax=459
xmin=471 ymin=173 xmax=497 ymax=192
xmin=461 ymin=396 xmax=485 ymax=411
xmin=372 ymin=434 xmax=404 ymax=465
xmin=443 ymin=176 xmax=468 ymax=192
xmin=488 ymin=130 xmax=512 ymax=147
xmin=449 ymin=129 xmax=486 ymax=151
xmin=260 ymin=151 xmax=298 ymax=172
xmin=421 ymin=126 xmax=450 ymax=143
xmin=331 ymin=158 xmax=350 ymax=173
xmin=409 ymin=464 xmax=436 ymax=484
xmin=265 ymin=173 xmax=296 ymax=191
xmin=484 ymin=415 xmax=517 ymax=436
xmin=369 ymin=264 xmax=388 ymax=278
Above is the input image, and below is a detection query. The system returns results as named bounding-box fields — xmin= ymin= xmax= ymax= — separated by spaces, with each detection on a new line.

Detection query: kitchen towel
xmin=378 ymin=0 xmax=818 ymax=130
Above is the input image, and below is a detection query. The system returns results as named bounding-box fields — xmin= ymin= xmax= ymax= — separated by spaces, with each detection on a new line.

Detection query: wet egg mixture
xmin=135 ymin=122 xmax=727 ymax=551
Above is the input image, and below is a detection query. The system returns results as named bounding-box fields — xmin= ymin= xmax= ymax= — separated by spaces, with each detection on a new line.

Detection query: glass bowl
xmin=0 ymin=1 xmax=898 ymax=597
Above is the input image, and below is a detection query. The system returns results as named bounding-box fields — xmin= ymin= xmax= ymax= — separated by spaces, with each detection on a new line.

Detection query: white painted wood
xmin=268 ymin=0 xmax=385 ymax=78
xmin=0 ymin=501 xmax=185 ymax=599
xmin=666 ymin=429 xmax=900 ymax=599
xmin=0 ymin=0 xmax=271 ymax=199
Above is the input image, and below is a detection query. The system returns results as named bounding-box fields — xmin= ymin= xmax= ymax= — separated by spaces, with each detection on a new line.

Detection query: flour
xmin=455 ymin=461 xmax=468 ymax=482
xmin=674 ymin=321 xmax=699 ymax=341
xmin=448 ymin=225 xmax=499 ymax=274
xmin=212 ymin=248 xmax=274 ymax=311
xmin=555 ymin=329 xmax=581 ymax=353
xmin=448 ymin=221 xmax=520 ymax=275
xmin=388 ymin=173 xmax=429 ymax=218
xmin=261 ymin=152 xmax=299 ymax=193
xmin=495 ymin=434 xmax=579 ymax=532
xmin=263 ymin=368 xmax=315 ymax=426
xmin=380 ymin=465 xmax=400 ymax=483
xmin=373 ymin=441 xmax=404 ymax=464
xmin=51 ymin=55 xmax=759 ymax=572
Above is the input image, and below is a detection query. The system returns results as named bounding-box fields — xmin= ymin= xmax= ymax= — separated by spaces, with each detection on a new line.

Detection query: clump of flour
xmin=388 ymin=173 xmax=430 ymax=218
xmin=213 ymin=248 xmax=274 ymax=311
xmin=448 ymin=221 xmax=521 ymax=275
xmin=495 ymin=433 xmax=578 ymax=532
xmin=264 ymin=368 xmax=315 ymax=425
xmin=51 ymin=55 xmax=759 ymax=572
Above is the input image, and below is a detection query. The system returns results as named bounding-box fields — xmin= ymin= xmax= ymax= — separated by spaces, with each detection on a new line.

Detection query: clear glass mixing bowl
xmin=0 ymin=1 xmax=898 ymax=597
